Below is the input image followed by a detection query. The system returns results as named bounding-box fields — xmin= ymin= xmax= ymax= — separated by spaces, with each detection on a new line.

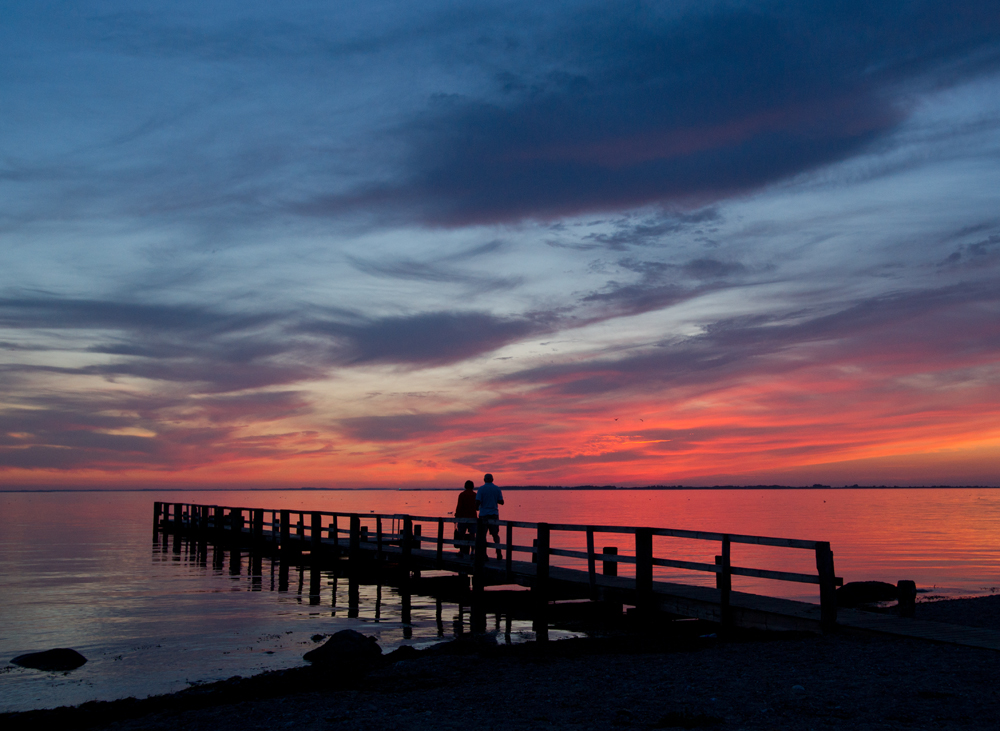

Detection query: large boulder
xmin=836 ymin=581 xmax=898 ymax=607
xmin=11 ymin=648 xmax=87 ymax=671
xmin=303 ymin=630 xmax=382 ymax=668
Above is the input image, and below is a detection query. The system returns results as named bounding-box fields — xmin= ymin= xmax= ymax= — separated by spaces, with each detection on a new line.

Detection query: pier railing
xmin=154 ymin=502 xmax=843 ymax=631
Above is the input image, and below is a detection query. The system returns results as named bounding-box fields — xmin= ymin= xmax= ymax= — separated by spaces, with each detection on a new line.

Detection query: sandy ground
xmin=4 ymin=595 xmax=999 ymax=731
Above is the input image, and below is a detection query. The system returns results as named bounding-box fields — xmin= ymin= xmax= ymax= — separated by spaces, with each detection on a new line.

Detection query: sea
xmin=1 ymin=487 xmax=998 ymax=713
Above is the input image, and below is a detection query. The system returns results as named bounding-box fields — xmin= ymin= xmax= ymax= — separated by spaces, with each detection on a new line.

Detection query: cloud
xmin=0 ymin=295 xmax=320 ymax=392
xmin=503 ymin=280 xmax=1000 ymax=397
xmin=304 ymin=310 xmax=544 ymax=366
xmin=312 ymin=1 xmax=1000 ymax=225
xmin=337 ymin=412 xmax=455 ymax=443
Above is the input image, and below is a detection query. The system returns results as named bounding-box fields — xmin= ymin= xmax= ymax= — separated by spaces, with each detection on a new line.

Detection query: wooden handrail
xmin=161 ymin=502 xmax=843 ymax=612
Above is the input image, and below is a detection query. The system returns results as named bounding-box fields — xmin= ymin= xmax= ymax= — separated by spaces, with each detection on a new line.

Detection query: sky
xmin=2 ymin=1 xmax=1000 ymax=489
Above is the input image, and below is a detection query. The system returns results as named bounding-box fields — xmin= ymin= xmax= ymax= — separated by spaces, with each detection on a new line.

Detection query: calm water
xmin=1 ymin=488 xmax=998 ymax=712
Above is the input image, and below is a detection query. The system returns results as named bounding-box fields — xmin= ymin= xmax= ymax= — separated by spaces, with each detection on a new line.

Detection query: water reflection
xmin=148 ymin=530 xmax=545 ymax=648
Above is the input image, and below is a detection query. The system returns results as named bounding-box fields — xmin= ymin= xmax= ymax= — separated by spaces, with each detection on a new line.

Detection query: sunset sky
xmin=3 ymin=1 xmax=1000 ymax=488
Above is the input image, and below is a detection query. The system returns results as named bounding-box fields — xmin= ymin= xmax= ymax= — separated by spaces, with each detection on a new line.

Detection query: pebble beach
xmin=4 ymin=595 xmax=999 ymax=731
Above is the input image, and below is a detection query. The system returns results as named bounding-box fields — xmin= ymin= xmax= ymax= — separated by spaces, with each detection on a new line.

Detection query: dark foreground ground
xmin=4 ymin=596 xmax=999 ymax=731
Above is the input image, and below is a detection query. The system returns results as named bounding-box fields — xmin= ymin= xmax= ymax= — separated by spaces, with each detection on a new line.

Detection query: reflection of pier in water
xmin=154 ymin=501 xmax=848 ymax=638
xmin=152 ymin=527 xmax=549 ymax=642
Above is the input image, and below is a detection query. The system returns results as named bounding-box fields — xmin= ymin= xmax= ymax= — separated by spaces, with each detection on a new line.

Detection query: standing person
xmin=454 ymin=480 xmax=478 ymax=556
xmin=475 ymin=473 xmax=504 ymax=561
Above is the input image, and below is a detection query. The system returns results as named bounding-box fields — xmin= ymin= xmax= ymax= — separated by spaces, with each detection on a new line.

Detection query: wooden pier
xmin=154 ymin=501 xmax=845 ymax=637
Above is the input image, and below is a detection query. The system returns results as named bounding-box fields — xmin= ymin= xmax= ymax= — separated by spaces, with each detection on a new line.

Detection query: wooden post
xmin=214 ymin=506 xmax=225 ymax=542
xmin=505 ymin=523 xmax=514 ymax=578
xmin=897 ymin=579 xmax=916 ymax=618
xmin=309 ymin=565 xmax=321 ymax=606
xmin=402 ymin=517 xmax=413 ymax=575
xmin=173 ymin=503 xmax=183 ymax=533
xmin=436 ymin=518 xmax=444 ymax=567
xmin=413 ymin=524 xmax=422 ymax=579
xmin=602 ymin=546 xmax=618 ymax=576
xmin=635 ymin=528 xmax=653 ymax=622
xmin=533 ymin=522 xmax=550 ymax=641
xmin=716 ymin=534 xmax=732 ymax=633
xmin=349 ymin=514 xmax=360 ymax=566
xmin=279 ymin=510 xmax=290 ymax=553
xmin=252 ymin=509 xmax=263 ymax=545
xmin=153 ymin=502 xmax=162 ymax=533
xmin=815 ymin=542 xmax=837 ymax=632
xmin=376 ymin=517 xmax=383 ymax=561
xmin=296 ymin=513 xmax=304 ymax=542
xmin=330 ymin=515 xmax=339 ymax=556
xmin=586 ymin=527 xmax=597 ymax=599
xmin=311 ymin=512 xmax=321 ymax=557
xmin=473 ymin=520 xmax=487 ymax=585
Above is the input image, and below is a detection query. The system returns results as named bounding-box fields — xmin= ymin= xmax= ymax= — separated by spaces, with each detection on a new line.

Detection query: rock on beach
xmin=302 ymin=629 xmax=382 ymax=669
xmin=11 ymin=648 xmax=87 ymax=671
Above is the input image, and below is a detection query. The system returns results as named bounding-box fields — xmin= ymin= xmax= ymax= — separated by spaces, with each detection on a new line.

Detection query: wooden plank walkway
xmin=152 ymin=501 xmax=1000 ymax=650
xmin=155 ymin=501 xmax=845 ymax=635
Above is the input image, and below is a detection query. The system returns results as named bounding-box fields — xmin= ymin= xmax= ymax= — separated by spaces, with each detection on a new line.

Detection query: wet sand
xmin=4 ymin=596 xmax=999 ymax=731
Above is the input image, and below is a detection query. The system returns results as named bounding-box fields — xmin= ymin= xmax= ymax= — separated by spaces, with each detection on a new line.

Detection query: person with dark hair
xmin=475 ymin=473 xmax=504 ymax=561
xmin=454 ymin=480 xmax=478 ymax=556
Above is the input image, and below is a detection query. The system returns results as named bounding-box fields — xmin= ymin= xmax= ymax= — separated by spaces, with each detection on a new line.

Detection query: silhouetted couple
xmin=455 ymin=473 xmax=504 ymax=560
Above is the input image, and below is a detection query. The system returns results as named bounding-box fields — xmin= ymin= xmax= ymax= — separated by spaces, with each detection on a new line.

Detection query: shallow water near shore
xmin=2 ymin=487 xmax=999 ymax=712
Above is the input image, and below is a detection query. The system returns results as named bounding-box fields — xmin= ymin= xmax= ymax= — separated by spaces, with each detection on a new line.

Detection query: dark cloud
xmin=682 ymin=258 xmax=747 ymax=280
xmin=0 ymin=295 xmax=320 ymax=393
xmin=579 ymin=210 xmax=721 ymax=251
xmin=304 ymin=311 xmax=543 ymax=366
xmin=316 ymin=1 xmax=1000 ymax=225
xmin=0 ymin=387 xmax=323 ymax=471
xmin=337 ymin=413 xmax=454 ymax=443
xmin=347 ymin=252 xmax=522 ymax=292
xmin=939 ymin=233 xmax=1000 ymax=268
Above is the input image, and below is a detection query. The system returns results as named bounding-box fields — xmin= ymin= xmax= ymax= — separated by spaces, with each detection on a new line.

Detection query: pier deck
xmin=155 ymin=501 xmax=847 ymax=636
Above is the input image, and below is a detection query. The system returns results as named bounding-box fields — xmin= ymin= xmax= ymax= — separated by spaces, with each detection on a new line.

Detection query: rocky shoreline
xmin=3 ymin=595 xmax=999 ymax=731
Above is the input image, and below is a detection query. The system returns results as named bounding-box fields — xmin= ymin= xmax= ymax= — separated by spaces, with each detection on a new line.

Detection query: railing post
xmin=602 ymin=546 xmax=618 ymax=576
xmin=505 ymin=523 xmax=514 ymax=578
xmin=402 ymin=517 xmax=413 ymax=576
xmin=252 ymin=509 xmax=263 ymax=545
xmin=279 ymin=510 xmax=290 ymax=554
xmin=173 ymin=503 xmax=183 ymax=533
xmin=413 ymin=524 xmax=422 ymax=579
xmin=214 ymin=506 xmax=225 ymax=542
xmin=635 ymin=528 xmax=654 ymax=622
xmin=533 ymin=522 xmax=550 ymax=641
xmin=330 ymin=516 xmax=339 ymax=556
xmin=716 ymin=534 xmax=732 ymax=633
xmin=436 ymin=518 xmax=444 ymax=567
xmin=349 ymin=514 xmax=360 ymax=566
xmin=474 ymin=520 xmax=488 ymax=585
xmin=153 ymin=502 xmax=162 ymax=533
xmin=816 ymin=541 xmax=837 ymax=632
xmin=311 ymin=512 xmax=322 ymax=557
xmin=586 ymin=527 xmax=597 ymax=600
xmin=226 ymin=508 xmax=238 ymax=544
xmin=376 ymin=517 xmax=383 ymax=561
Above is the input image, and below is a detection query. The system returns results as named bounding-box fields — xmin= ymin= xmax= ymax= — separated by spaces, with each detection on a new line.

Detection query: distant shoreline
xmin=2 ymin=484 xmax=998 ymax=493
